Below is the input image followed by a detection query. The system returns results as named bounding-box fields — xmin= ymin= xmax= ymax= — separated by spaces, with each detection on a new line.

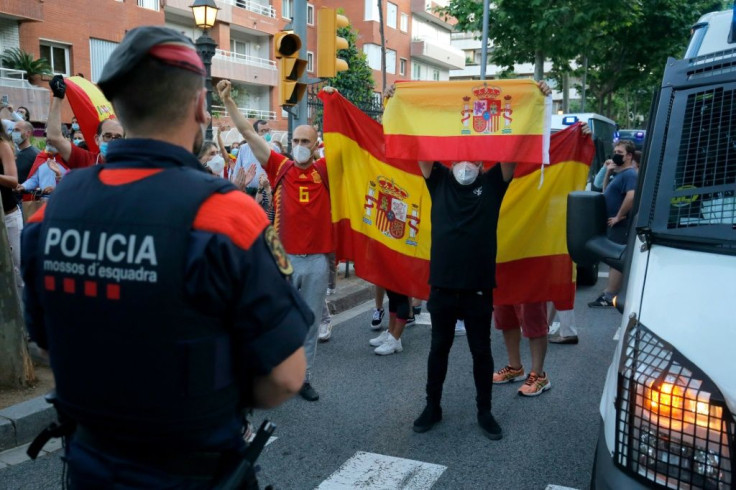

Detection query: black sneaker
xmin=412 ymin=305 xmax=422 ymax=316
xmin=413 ymin=405 xmax=442 ymax=433
xmin=371 ymin=308 xmax=385 ymax=330
xmin=477 ymin=411 xmax=502 ymax=440
xmin=588 ymin=294 xmax=614 ymax=308
xmin=299 ymin=382 xmax=319 ymax=402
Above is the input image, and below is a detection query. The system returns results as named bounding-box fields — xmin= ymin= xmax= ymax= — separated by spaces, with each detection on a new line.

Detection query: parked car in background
xmin=616 ymin=129 xmax=647 ymax=151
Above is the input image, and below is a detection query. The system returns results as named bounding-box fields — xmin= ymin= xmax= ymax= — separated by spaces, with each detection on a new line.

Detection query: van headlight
xmin=615 ymin=318 xmax=733 ymax=489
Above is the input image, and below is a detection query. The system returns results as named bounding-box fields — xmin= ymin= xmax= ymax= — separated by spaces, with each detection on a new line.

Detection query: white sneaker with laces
xmin=374 ymin=335 xmax=403 ymax=355
xmin=369 ymin=329 xmax=389 ymax=347
xmin=371 ymin=308 xmax=385 ymax=330
xmin=318 ymin=322 xmax=332 ymax=342
xmin=455 ymin=319 xmax=466 ymax=336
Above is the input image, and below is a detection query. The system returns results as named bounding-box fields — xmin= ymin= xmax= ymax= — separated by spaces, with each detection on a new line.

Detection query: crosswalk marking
xmin=316 ymin=451 xmax=446 ymax=489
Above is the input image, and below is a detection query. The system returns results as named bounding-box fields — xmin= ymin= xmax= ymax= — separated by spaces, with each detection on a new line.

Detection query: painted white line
xmin=545 ymin=485 xmax=579 ymax=490
xmin=316 ymin=451 xmax=446 ymax=489
xmin=598 ymin=271 xmax=609 ymax=278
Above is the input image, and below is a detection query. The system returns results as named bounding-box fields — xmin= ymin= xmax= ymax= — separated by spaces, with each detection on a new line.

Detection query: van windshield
xmin=656 ymin=84 xmax=736 ymax=246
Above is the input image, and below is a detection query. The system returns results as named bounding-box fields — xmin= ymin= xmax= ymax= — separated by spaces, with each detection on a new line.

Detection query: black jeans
xmin=425 ymin=287 xmax=494 ymax=412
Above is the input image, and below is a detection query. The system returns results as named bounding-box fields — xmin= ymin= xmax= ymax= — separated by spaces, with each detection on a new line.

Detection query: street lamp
xmin=190 ymin=0 xmax=220 ymax=141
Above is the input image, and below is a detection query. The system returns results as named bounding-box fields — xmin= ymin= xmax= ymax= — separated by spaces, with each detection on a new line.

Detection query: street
xmin=0 ymin=275 xmax=623 ymax=490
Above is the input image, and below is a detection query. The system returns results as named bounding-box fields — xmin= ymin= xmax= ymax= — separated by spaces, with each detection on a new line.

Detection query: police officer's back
xmin=21 ymin=26 xmax=312 ymax=488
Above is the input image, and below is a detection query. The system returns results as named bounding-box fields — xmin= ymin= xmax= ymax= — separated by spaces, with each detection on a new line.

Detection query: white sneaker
xmin=369 ymin=329 xmax=389 ymax=347
xmin=455 ymin=319 xmax=466 ymax=336
xmin=318 ymin=322 xmax=332 ymax=342
xmin=326 ymin=287 xmax=336 ymax=296
xmin=374 ymin=335 xmax=403 ymax=355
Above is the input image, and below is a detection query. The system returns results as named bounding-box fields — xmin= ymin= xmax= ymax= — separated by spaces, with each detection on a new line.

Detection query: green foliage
xmin=0 ymin=48 xmax=52 ymax=77
xmin=438 ymin=0 xmax=730 ymax=121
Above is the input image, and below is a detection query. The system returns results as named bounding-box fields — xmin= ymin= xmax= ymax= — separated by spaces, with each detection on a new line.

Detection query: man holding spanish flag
xmin=383 ymin=81 xmax=552 ymax=441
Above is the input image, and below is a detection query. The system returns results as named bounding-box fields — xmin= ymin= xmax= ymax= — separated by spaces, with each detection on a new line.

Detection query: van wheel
xmin=577 ymin=262 xmax=599 ymax=286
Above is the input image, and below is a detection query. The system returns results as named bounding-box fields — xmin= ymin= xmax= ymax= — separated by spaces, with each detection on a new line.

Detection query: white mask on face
xmin=293 ymin=144 xmax=313 ymax=164
xmin=207 ymin=155 xmax=226 ymax=176
xmin=452 ymin=161 xmax=480 ymax=185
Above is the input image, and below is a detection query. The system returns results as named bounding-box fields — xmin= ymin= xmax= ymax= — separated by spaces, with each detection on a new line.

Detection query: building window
xmin=230 ymin=39 xmax=252 ymax=57
xmin=387 ymin=3 xmax=398 ymax=29
xmin=386 ymin=49 xmax=396 ymax=75
xmin=39 ymin=41 xmax=70 ymax=76
xmin=89 ymin=39 xmax=119 ymax=83
xmin=372 ymin=91 xmax=382 ymax=106
xmin=433 ymin=68 xmax=440 ymax=81
xmin=137 ymin=0 xmax=159 ymax=11
xmin=364 ymin=0 xmax=380 ymax=21
xmin=307 ymin=51 xmax=314 ymax=72
xmin=400 ymin=13 xmax=408 ymax=32
xmin=362 ymin=44 xmax=382 ymax=71
xmin=412 ymin=62 xmax=421 ymax=80
xmin=282 ymin=0 xmax=293 ymax=19
xmin=399 ymin=58 xmax=407 ymax=76
xmin=307 ymin=4 xmax=314 ymax=25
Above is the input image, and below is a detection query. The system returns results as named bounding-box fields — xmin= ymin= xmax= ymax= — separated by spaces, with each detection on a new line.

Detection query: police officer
xmin=21 ymin=26 xmax=313 ymax=488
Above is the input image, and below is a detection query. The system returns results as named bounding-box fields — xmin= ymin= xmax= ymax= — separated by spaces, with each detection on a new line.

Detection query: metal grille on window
xmin=669 ymin=86 xmax=736 ymax=228
xmin=615 ymin=319 xmax=734 ymax=489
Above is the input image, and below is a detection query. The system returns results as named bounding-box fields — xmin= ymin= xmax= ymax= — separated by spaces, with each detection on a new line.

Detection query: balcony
xmin=411 ymin=37 xmax=465 ymax=70
xmin=212 ymin=105 xmax=275 ymax=121
xmin=164 ymin=0 xmax=276 ymax=25
xmin=410 ymin=0 xmax=453 ymax=28
xmin=0 ymin=68 xmax=50 ymax=123
xmin=1 ymin=0 xmax=43 ymax=21
xmin=212 ymin=49 xmax=278 ymax=86
xmin=222 ymin=0 xmax=276 ymax=18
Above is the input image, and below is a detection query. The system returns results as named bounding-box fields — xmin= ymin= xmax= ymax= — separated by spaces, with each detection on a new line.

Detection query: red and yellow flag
xmin=383 ymin=80 xmax=551 ymax=165
xmin=321 ymin=90 xmax=592 ymax=305
xmin=64 ymin=76 xmax=116 ymax=153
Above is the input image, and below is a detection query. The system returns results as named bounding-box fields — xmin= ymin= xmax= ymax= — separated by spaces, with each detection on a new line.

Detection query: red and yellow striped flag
xmin=64 ymin=76 xmax=116 ymax=153
xmin=383 ymin=80 xmax=551 ymax=165
xmin=321 ymin=90 xmax=592 ymax=304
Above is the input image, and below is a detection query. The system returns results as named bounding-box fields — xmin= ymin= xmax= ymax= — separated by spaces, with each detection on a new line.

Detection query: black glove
xmin=49 ymin=75 xmax=66 ymax=99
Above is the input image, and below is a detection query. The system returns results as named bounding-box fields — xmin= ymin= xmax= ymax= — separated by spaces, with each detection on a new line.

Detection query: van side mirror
xmin=567 ymin=191 xmax=626 ymax=272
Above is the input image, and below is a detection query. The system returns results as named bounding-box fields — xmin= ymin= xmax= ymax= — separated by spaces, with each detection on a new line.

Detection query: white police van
xmin=567 ymin=7 xmax=736 ymax=489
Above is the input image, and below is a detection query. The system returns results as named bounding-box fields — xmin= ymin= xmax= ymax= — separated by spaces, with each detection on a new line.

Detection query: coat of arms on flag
xmin=364 ymin=177 xmax=421 ymax=246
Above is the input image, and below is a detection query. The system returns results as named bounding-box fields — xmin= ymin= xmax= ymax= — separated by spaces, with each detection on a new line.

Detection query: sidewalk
xmin=0 ymin=262 xmax=374 ymax=456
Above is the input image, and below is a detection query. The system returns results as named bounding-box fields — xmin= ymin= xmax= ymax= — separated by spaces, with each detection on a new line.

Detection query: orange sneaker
xmin=518 ymin=372 xmax=551 ymax=397
xmin=492 ymin=365 xmax=525 ymax=384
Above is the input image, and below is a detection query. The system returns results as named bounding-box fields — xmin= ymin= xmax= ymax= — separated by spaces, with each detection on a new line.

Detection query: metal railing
xmin=211 ymin=104 xmax=276 ymax=120
xmin=214 ymin=49 xmax=277 ymax=70
xmin=0 ymin=68 xmax=32 ymax=88
xmin=220 ymin=0 xmax=276 ymax=18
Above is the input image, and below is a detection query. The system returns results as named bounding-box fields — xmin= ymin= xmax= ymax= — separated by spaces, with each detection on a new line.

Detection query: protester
xmin=0 ymin=129 xmax=21 ymax=297
xmin=369 ymin=289 xmax=410 ymax=355
xmin=21 ymin=26 xmax=311 ymax=488
xmin=589 ymin=139 xmax=638 ymax=307
xmin=11 ymin=121 xmax=40 ymax=184
xmin=16 ymin=155 xmax=67 ymax=196
xmin=217 ymin=79 xmax=333 ymax=403
xmin=230 ymin=120 xmax=268 ymax=191
xmin=45 ymin=75 xmax=124 ymax=168
xmin=392 ymin=81 xmax=552 ymax=440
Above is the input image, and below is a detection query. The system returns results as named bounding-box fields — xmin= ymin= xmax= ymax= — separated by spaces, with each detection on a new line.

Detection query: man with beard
xmin=21 ymin=26 xmax=312 ymax=488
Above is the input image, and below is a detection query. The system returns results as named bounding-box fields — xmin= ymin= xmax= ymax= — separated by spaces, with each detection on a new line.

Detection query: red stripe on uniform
xmin=193 ymin=190 xmax=270 ymax=251
xmin=106 ymin=284 xmax=120 ymax=300
xmin=44 ymin=275 xmax=55 ymax=291
xmin=28 ymin=203 xmax=47 ymax=223
xmin=63 ymin=278 xmax=75 ymax=294
xmin=84 ymin=281 xmax=98 ymax=297
xmin=99 ymin=168 xmax=164 ymax=186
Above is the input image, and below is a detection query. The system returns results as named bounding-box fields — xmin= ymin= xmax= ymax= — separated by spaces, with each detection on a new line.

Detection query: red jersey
xmin=266 ymin=150 xmax=333 ymax=254
xmin=68 ymin=144 xmax=101 ymax=169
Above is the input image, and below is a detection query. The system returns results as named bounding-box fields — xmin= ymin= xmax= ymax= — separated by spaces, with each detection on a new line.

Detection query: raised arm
xmin=46 ymin=76 xmax=73 ymax=162
xmin=215 ymin=80 xmax=271 ymax=167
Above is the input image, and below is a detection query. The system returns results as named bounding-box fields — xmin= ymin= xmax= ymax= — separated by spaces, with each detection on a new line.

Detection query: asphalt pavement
xmin=0 ymin=272 xmax=624 ymax=489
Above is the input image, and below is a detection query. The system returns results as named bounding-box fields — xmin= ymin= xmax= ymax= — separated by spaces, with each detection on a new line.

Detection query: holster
xmin=27 ymin=391 xmax=76 ymax=460
xmin=213 ymin=420 xmax=276 ymax=490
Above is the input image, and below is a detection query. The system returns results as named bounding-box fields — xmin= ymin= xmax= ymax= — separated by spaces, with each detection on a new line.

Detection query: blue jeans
xmin=288 ymin=254 xmax=329 ymax=382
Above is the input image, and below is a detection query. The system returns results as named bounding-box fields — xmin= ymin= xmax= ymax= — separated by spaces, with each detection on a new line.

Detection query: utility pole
xmin=293 ymin=0 xmax=308 ymax=128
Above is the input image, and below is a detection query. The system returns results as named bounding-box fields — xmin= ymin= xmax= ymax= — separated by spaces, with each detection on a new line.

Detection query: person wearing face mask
xmin=21 ymin=27 xmax=311 ymax=489
xmin=217 ymin=79 xmax=334 ymax=403
xmin=45 ymin=75 xmax=125 ymax=168
xmin=12 ymin=120 xmax=40 ymax=183
xmin=588 ymin=139 xmax=638 ymax=308
xmin=230 ymin=121 xmax=268 ymax=191
xmin=382 ymin=80 xmax=553 ymax=441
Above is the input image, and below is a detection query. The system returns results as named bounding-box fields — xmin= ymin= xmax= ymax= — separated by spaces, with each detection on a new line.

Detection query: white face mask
xmin=452 ymin=161 xmax=480 ymax=185
xmin=293 ymin=144 xmax=313 ymax=164
xmin=11 ymin=131 xmax=24 ymax=145
xmin=207 ymin=155 xmax=225 ymax=176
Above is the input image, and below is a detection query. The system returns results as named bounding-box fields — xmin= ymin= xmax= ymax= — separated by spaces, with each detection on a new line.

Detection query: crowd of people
xmin=0 ymin=25 xmax=641 ymax=488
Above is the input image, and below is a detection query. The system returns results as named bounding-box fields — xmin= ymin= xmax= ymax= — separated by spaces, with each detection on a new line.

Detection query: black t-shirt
xmin=16 ymin=145 xmax=40 ymax=183
xmin=425 ymin=162 xmax=510 ymax=290
xmin=1 ymin=160 xmax=17 ymax=213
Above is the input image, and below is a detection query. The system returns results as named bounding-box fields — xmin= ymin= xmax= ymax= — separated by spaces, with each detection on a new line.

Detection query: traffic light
xmin=274 ymin=31 xmax=307 ymax=107
xmin=316 ymin=7 xmax=349 ymax=78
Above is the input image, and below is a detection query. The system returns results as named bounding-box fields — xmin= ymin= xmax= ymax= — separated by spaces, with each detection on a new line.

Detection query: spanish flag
xmin=383 ymin=80 xmax=551 ymax=165
xmin=321 ymin=91 xmax=592 ymax=305
xmin=64 ymin=76 xmax=116 ymax=154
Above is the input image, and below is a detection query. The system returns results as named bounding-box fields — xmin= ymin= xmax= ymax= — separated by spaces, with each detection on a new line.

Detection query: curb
xmin=0 ymin=272 xmax=375 ymax=454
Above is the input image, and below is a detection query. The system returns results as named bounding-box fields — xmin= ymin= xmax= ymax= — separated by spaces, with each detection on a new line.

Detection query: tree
xmin=0 ymin=208 xmax=35 ymax=388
